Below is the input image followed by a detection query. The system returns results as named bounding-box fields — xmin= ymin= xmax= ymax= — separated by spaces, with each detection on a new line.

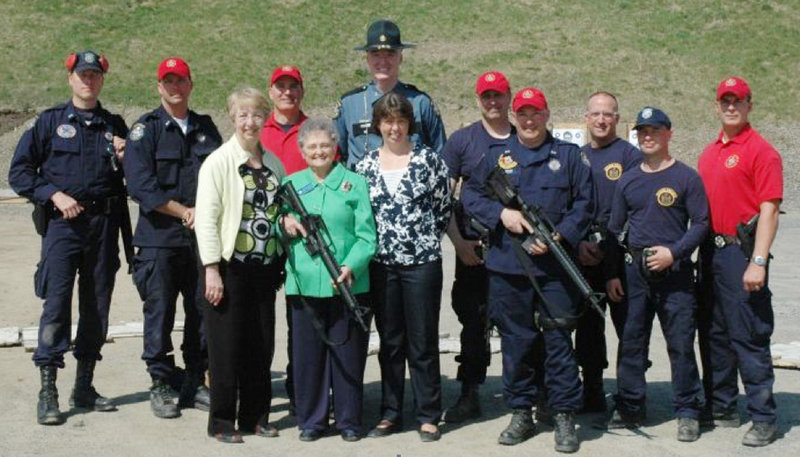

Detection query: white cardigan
xmin=195 ymin=135 xmax=286 ymax=266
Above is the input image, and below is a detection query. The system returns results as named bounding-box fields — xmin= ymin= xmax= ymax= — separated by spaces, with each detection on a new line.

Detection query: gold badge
xmin=656 ymin=187 xmax=678 ymax=207
xmin=604 ymin=162 xmax=623 ymax=181
xmin=485 ymin=73 xmax=496 ymax=82
xmin=725 ymin=154 xmax=739 ymax=168
xmin=498 ymin=152 xmax=518 ymax=170
xmin=166 ymin=59 xmax=176 ymax=68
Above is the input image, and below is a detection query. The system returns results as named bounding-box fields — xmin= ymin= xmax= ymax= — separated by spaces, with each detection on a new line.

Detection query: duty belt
xmin=712 ymin=233 xmax=739 ymax=249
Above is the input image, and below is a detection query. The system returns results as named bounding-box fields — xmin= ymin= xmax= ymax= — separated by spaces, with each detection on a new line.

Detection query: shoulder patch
xmin=340 ymin=84 xmax=368 ymax=99
xmin=580 ymin=150 xmax=591 ymax=167
xmin=129 ymin=123 xmax=146 ymax=141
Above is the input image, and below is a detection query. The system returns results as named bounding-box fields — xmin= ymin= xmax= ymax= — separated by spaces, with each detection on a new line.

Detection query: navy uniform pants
xmin=699 ymin=245 xmax=776 ymax=423
xmin=132 ymin=245 xmax=206 ymax=380
xmin=371 ymin=260 xmax=443 ymax=425
xmin=489 ymin=271 xmax=582 ymax=412
xmin=616 ymin=261 xmax=702 ymax=418
xmin=33 ymin=213 xmax=120 ymax=368
xmin=204 ymin=260 xmax=279 ymax=435
xmin=289 ymin=295 xmax=369 ymax=432
xmin=450 ymin=257 xmax=491 ymax=385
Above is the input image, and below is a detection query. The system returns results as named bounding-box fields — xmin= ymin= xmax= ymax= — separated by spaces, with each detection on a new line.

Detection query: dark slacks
xmin=133 ymin=245 xmax=206 ymax=380
xmin=33 ymin=213 xmax=120 ymax=368
xmin=204 ymin=260 xmax=279 ymax=435
xmin=371 ymin=260 xmax=443 ymax=425
xmin=699 ymin=245 xmax=776 ymax=423
xmin=616 ymin=261 xmax=702 ymax=418
xmin=289 ymin=295 xmax=370 ymax=431
xmin=489 ymin=271 xmax=582 ymax=412
xmin=450 ymin=257 xmax=491 ymax=385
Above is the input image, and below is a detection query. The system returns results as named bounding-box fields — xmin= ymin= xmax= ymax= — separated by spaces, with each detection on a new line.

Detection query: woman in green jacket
xmin=281 ymin=118 xmax=377 ymax=442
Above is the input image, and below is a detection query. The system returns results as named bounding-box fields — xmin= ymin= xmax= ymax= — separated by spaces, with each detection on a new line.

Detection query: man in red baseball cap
xmin=258 ymin=64 xmax=307 ymax=416
xmin=441 ymin=71 xmax=513 ymax=424
xmin=461 ymin=86 xmax=593 ymax=452
xmin=260 ymin=65 xmax=307 ymax=175
xmin=124 ymin=56 xmax=223 ymax=419
xmin=697 ymin=76 xmax=783 ymax=447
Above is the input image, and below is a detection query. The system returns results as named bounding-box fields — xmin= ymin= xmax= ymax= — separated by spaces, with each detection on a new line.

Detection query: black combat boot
xmin=37 ymin=366 xmax=64 ymax=425
xmin=70 ymin=359 xmax=116 ymax=411
xmin=553 ymin=412 xmax=579 ymax=453
xmin=150 ymin=378 xmax=180 ymax=418
xmin=677 ymin=417 xmax=700 ymax=442
xmin=498 ymin=409 xmax=536 ymax=445
xmin=442 ymin=383 xmax=481 ymax=423
xmin=179 ymin=368 xmax=210 ymax=411
xmin=742 ymin=421 xmax=777 ymax=447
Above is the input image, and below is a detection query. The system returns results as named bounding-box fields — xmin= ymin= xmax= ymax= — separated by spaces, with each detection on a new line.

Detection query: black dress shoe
xmin=367 ymin=419 xmax=402 ymax=438
xmin=299 ymin=429 xmax=323 ymax=442
xmin=214 ymin=432 xmax=243 ymax=444
xmin=341 ymin=428 xmax=361 ymax=442
xmin=419 ymin=426 xmax=441 ymax=442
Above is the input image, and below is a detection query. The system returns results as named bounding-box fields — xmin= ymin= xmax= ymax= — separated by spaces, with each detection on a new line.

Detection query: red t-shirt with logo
xmin=697 ymin=124 xmax=783 ymax=235
xmin=260 ymin=111 xmax=308 ymax=175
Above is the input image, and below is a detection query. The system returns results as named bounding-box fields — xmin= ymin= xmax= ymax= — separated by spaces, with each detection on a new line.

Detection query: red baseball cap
xmin=158 ymin=57 xmax=191 ymax=81
xmin=475 ymin=71 xmax=510 ymax=95
xmin=271 ymin=65 xmax=303 ymax=87
xmin=512 ymin=87 xmax=548 ymax=112
xmin=716 ymin=76 xmax=751 ymax=100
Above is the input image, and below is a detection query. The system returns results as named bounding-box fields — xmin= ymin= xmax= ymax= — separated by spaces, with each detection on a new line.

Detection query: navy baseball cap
xmin=354 ymin=20 xmax=415 ymax=51
xmin=634 ymin=106 xmax=671 ymax=130
xmin=65 ymin=50 xmax=108 ymax=73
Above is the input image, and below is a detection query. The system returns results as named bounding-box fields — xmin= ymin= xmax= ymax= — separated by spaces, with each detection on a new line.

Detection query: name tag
xmin=352 ymin=121 xmax=371 ymax=137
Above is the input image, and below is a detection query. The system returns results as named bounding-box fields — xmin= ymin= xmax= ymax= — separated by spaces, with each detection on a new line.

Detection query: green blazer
xmin=282 ymin=163 xmax=377 ymax=297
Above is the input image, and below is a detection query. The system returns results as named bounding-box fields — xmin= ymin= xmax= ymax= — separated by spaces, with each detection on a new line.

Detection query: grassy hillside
xmin=1 ymin=0 xmax=799 ymax=130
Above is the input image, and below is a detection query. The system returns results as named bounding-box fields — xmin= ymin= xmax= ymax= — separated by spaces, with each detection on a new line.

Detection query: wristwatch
xmin=752 ymin=255 xmax=767 ymax=267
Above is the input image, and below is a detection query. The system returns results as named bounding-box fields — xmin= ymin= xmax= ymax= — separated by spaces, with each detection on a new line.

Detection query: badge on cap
xmin=522 ymin=89 xmax=534 ymax=99
xmin=498 ymin=152 xmax=518 ymax=171
xmin=56 ymin=124 xmax=76 ymax=139
xmin=604 ymin=162 xmax=623 ymax=181
xmin=129 ymin=123 xmax=146 ymax=141
xmin=166 ymin=59 xmax=177 ymax=68
xmin=548 ymin=158 xmax=562 ymax=172
xmin=725 ymin=154 xmax=739 ymax=169
xmin=84 ymin=52 xmax=95 ymax=63
xmin=379 ymin=34 xmax=387 ymax=42
xmin=197 ymin=133 xmax=206 ymax=143
xmin=725 ymin=78 xmax=737 ymax=87
xmin=641 ymin=108 xmax=653 ymax=119
xmin=656 ymin=187 xmax=678 ymax=207
xmin=282 ymin=65 xmax=293 ymax=71
xmin=485 ymin=73 xmax=496 ymax=82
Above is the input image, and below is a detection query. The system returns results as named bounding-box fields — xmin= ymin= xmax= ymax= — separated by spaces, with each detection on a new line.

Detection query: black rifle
xmin=485 ymin=167 xmax=605 ymax=318
xmin=277 ymin=182 xmax=370 ymax=332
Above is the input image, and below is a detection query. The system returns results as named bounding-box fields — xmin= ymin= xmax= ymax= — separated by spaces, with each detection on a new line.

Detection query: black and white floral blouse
xmin=355 ymin=144 xmax=451 ymax=266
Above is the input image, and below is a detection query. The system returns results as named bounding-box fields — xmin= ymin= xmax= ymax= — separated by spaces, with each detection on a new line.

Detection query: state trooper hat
xmin=634 ymin=106 xmax=671 ymax=130
xmin=354 ymin=19 xmax=415 ymax=51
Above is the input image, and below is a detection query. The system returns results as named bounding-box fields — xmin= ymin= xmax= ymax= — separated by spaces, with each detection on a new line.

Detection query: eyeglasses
xmin=585 ymin=111 xmax=618 ymax=120
xmin=717 ymin=99 xmax=749 ymax=109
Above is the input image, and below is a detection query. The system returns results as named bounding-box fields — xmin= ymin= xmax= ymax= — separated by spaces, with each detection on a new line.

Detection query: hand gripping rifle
xmin=277 ymin=182 xmax=370 ymax=332
xmin=485 ymin=167 xmax=605 ymax=318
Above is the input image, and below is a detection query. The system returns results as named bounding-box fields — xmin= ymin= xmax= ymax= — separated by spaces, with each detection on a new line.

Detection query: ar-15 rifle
xmin=277 ymin=181 xmax=370 ymax=332
xmin=485 ymin=167 xmax=605 ymax=318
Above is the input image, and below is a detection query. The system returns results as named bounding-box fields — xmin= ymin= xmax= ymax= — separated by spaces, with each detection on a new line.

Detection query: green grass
xmin=1 ymin=0 xmax=799 ymax=130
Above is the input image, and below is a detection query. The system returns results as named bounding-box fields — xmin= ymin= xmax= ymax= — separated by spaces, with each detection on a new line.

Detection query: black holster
xmin=31 ymin=203 xmax=52 ymax=236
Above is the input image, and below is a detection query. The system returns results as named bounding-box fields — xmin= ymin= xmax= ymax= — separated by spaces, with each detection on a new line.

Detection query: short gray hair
xmin=297 ymin=117 xmax=339 ymax=150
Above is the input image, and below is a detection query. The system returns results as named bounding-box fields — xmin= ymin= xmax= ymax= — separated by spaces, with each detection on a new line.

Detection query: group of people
xmin=9 ymin=18 xmax=783 ymax=453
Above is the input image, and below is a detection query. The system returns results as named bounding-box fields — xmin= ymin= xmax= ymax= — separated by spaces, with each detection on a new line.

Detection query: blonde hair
xmin=226 ymin=86 xmax=270 ymax=121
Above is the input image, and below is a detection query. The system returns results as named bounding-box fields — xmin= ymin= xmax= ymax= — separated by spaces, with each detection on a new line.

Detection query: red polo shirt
xmin=260 ymin=111 xmax=308 ymax=175
xmin=697 ymin=124 xmax=783 ymax=235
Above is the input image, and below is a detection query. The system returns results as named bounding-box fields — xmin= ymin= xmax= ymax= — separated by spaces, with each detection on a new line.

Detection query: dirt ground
xmin=0 ymin=201 xmax=798 ymax=457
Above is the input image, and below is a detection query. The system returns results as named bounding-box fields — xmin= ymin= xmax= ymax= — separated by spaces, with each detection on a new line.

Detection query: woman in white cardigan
xmin=195 ymin=86 xmax=286 ymax=444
